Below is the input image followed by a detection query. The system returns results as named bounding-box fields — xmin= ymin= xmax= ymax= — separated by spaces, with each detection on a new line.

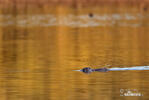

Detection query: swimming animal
xmin=74 ymin=67 xmax=108 ymax=74
xmin=74 ymin=66 xmax=149 ymax=74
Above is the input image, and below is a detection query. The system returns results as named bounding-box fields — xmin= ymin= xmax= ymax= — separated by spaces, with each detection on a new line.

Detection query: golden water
xmin=0 ymin=5 xmax=149 ymax=100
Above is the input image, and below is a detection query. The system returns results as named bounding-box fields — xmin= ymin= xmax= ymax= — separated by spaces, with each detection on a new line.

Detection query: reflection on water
xmin=0 ymin=13 xmax=148 ymax=27
xmin=0 ymin=5 xmax=149 ymax=100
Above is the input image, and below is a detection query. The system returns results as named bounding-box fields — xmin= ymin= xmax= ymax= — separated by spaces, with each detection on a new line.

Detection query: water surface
xmin=0 ymin=5 xmax=149 ymax=100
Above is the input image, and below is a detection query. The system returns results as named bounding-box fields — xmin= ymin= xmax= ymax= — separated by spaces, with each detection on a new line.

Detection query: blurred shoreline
xmin=0 ymin=0 xmax=148 ymax=15
xmin=0 ymin=0 xmax=148 ymax=7
xmin=0 ymin=0 xmax=148 ymax=27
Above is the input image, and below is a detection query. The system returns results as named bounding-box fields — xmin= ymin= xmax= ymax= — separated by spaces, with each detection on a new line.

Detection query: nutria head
xmin=82 ymin=67 xmax=93 ymax=73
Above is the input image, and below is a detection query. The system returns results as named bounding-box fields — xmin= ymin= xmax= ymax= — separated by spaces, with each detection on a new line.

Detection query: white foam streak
xmin=109 ymin=66 xmax=149 ymax=71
